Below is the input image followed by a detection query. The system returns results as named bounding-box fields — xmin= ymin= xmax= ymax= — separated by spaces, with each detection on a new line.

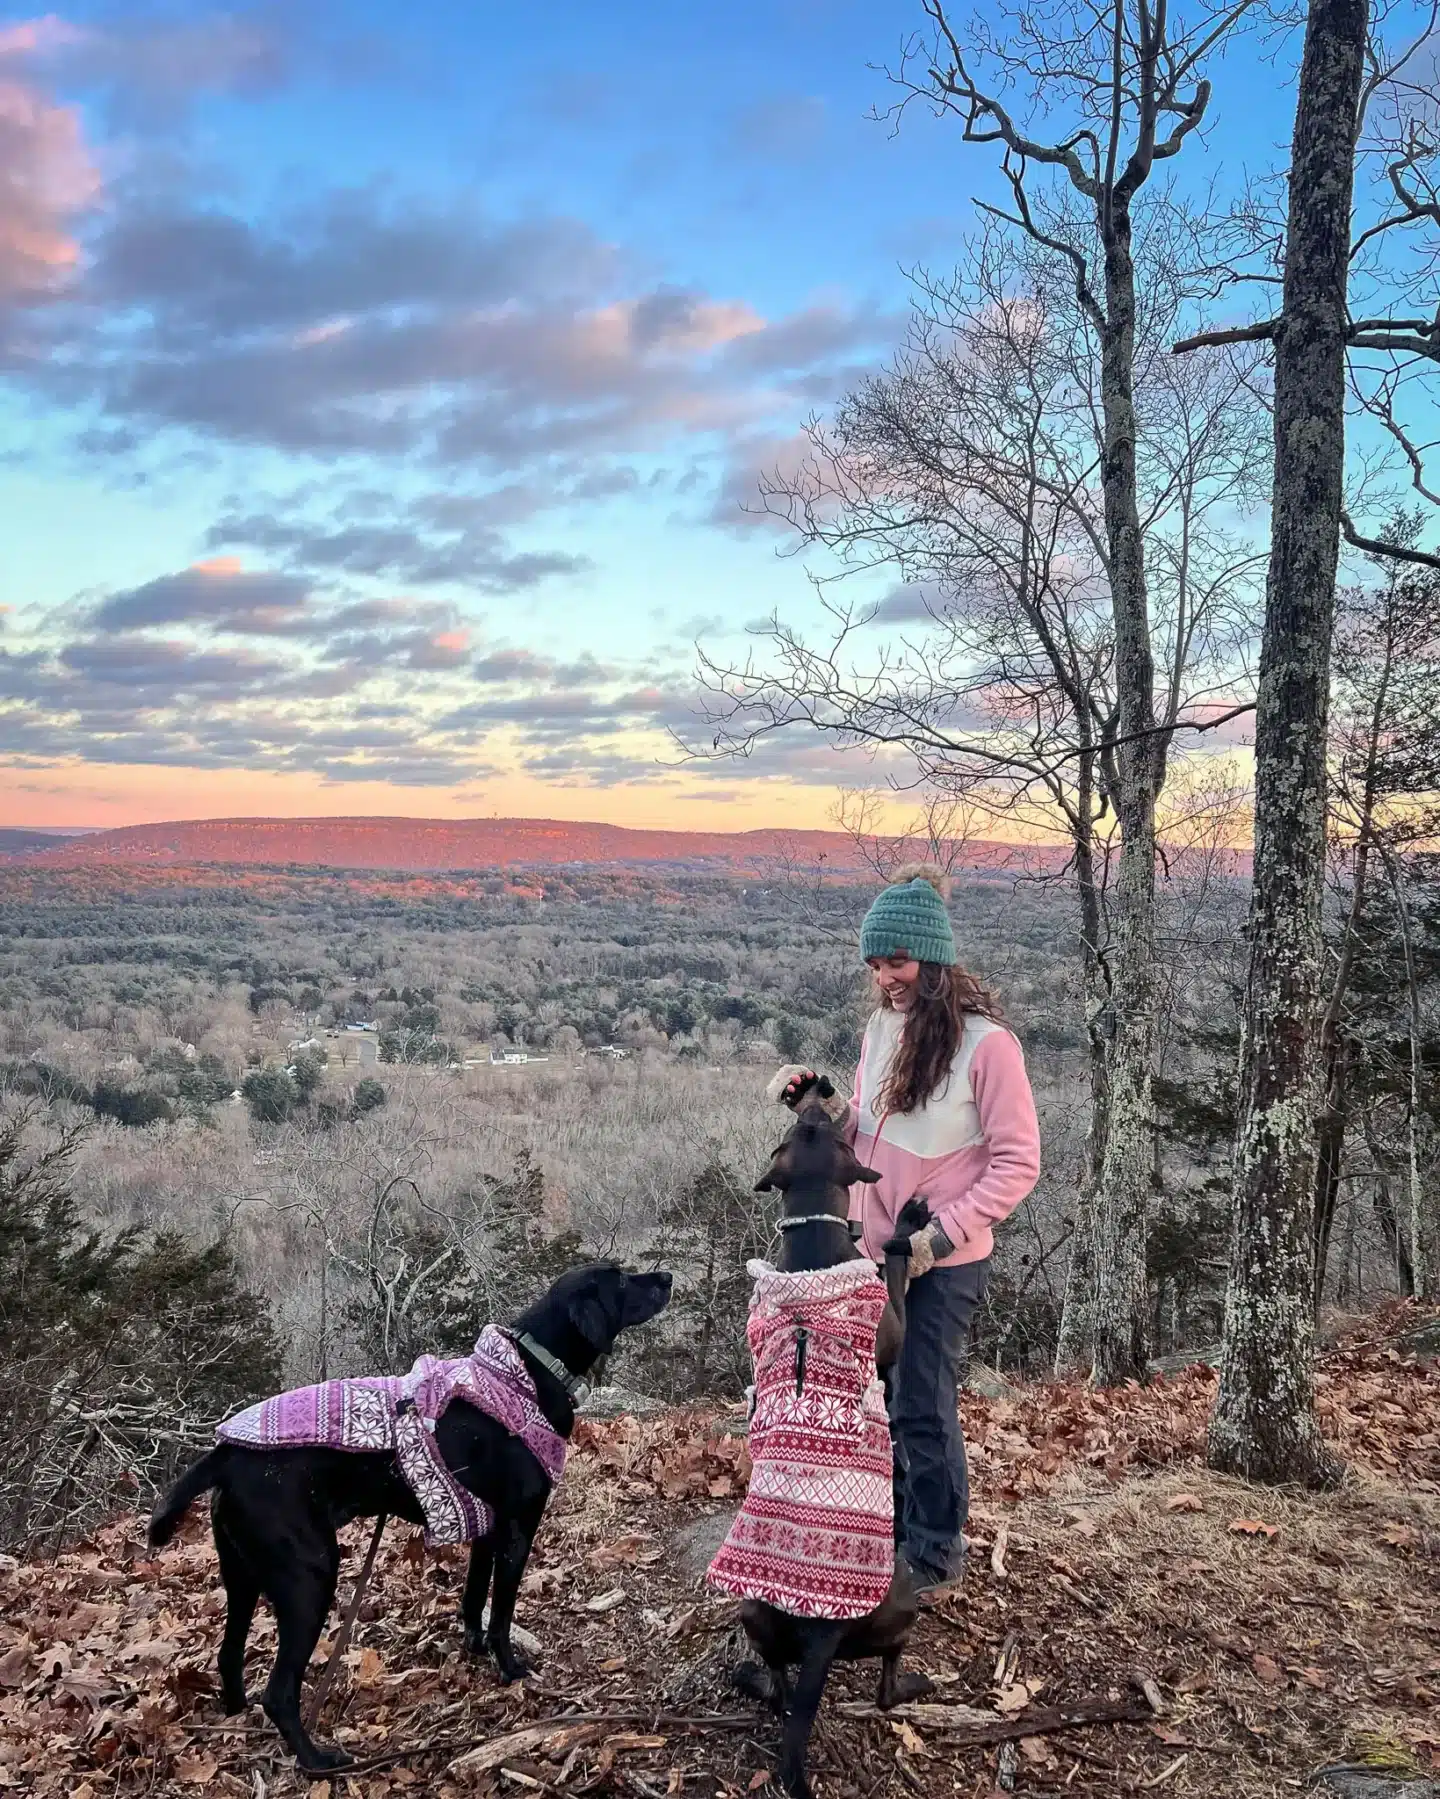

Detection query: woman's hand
xmin=882 ymin=1200 xmax=953 ymax=1280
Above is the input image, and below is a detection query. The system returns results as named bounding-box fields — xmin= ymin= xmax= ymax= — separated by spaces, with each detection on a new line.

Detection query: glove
xmin=766 ymin=1064 xmax=816 ymax=1108
xmin=881 ymin=1214 xmax=954 ymax=1280
xmin=765 ymin=1065 xmax=849 ymax=1123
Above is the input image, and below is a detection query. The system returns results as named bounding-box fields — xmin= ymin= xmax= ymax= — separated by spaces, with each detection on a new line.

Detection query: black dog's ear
xmin=754 ymin=1144 xmax=789 ymax=1193
xmin=567 ymin=1279 xmax=619 ymax=1353
xmin=832 ymin=1142 xmax=883 ymax=1187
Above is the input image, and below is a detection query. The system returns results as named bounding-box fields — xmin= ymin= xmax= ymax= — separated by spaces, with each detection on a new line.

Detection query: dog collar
xmin=506 ymin=1330 xmax=590 ymax=1405
xmin=777 ymin=1214 xmax=852 ymax=1232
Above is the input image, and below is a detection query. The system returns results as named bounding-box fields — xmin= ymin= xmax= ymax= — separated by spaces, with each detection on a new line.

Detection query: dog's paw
xmin=463 ymin=1624 xmax=487 ymax=1658
xmin=732 ymin=1660 xmax=780 ymax=1709
xmin=895 ymin=1197 xmax=932 ymax=1233
xmin=879 ymin=1669 xmax=935 ymax=1709
xmin=778 ymin=1757 xmax=815 ymax=1799
xmin=488 ymin=1637 xmax=534 ymax=1683
xmin=220 ymin=1689 xmax=250 ymax=1717
xmin=295 ymin=1741 xmax=354 ymax=1774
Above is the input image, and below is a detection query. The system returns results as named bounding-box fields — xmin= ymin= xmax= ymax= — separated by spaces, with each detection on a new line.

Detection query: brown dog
xmin=730 ymin=1098 xmax=933 ymax=1799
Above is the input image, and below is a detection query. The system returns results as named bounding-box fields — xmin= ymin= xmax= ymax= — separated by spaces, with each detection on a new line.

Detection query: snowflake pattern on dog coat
xmin=216 ymin=1325 xmax=566 ymax=1546
xmin=707 ymin=1259 xmax=894 ymax=1620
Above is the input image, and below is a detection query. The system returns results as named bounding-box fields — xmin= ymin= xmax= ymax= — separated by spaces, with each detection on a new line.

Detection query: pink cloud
xmin=0 ymin=24 xmax=99 ymax=302
xmin=0 ymin=16 xmax=88 ymax=59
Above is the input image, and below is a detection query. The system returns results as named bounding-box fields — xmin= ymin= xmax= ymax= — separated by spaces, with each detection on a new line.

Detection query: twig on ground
xmin=304 ymin=1510 xmax=388 ymax=1731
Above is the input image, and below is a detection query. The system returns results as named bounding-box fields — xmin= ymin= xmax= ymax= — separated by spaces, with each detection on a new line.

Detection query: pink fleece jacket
xmin=846 ymin=1008 xmax=1041 ymax=1267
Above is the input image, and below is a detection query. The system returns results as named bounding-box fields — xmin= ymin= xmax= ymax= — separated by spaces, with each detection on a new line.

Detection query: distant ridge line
xmin=18 ymin=815 xmax=1084 ymax=876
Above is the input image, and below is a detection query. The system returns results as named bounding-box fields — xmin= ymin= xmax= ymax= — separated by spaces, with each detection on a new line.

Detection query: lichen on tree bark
xmin=1208 ymin=0 xmax=1367 ymax=1487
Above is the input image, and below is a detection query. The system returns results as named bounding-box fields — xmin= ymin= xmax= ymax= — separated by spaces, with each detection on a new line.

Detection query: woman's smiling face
xmin=867 ymin=953 xmax=922 ymax=1009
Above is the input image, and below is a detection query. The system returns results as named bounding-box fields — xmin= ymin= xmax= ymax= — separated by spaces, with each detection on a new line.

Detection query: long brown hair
xmin=876 ymin=961 xmax=1004 ymax=1116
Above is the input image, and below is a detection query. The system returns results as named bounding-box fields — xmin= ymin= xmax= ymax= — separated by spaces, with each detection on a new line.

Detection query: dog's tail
xmin=148 ymin=1446 xmax=227 ymax=1547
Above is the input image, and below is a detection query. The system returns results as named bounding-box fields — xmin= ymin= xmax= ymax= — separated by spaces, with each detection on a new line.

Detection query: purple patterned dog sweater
xmin=216 ymin=1325 xmax=567 ymax=1545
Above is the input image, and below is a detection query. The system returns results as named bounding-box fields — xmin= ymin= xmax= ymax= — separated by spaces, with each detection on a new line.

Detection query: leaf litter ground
xmin=1 ymin=1307 xmax=1437 ymax=1799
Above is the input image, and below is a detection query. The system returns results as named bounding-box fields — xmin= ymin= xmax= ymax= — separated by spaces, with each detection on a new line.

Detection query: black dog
xmin=738 ymin=1099 xmax=933 ymax=1799
xmin=149 ymin=1262 xmax=673 ymax=1772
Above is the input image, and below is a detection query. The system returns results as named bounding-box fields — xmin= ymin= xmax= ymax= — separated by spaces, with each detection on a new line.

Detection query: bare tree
xmin=883 ymin=0 xmax=1265 ymax=1384
xmin=698 ymin=197 xmax=1260 ymax=1381
xmin=1314 ymin=536 xmax=1440 ymax=1302
xmin=1170 ymin=0 xmax=1439 ymax=1479
xmin=1198 ymin=0 xmax=1369 ymax=1487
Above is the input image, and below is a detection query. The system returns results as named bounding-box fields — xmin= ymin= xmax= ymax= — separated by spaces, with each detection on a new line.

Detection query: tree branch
xmin=1340 ymin=512 xmax=1440 ymax=570
xmin=1172 ymin=320 xmax=1277 ymax=354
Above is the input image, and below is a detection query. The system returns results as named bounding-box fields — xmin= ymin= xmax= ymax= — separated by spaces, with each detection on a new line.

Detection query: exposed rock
xmin=1313 ymin=1768 xmax=1440 ymax=1798
xmin=1395 ymin=1318 xmax=1440 ymax=1358
xmin=1148 ymin=1344 xmax=1222 ymax=1376
xmin=579 ymin=1384 xmax=665 ymax=1418
xmin=671 ymin=1509 xmax=739 ymax=1581
xmin=966 ymin=1361 xmax=1022 ymax=1399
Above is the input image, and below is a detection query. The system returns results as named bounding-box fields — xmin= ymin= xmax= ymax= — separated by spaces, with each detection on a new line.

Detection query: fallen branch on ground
xmin=836 ymin=1692 xmax=1158 ymax=1747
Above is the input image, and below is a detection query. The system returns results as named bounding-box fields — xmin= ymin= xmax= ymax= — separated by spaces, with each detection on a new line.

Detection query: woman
xmin=771 ymin=865 xmax=1041 ymax=1592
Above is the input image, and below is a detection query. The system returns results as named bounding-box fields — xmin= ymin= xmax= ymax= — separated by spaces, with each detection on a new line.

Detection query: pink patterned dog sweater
xmin=707 ymin=1260 xmax=894 ymax=1620
xmin=216 ymin=1325 xmax=566 ymax=1546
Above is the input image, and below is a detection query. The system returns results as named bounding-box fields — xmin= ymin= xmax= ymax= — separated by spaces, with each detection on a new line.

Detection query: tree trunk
xmin=1092 ymin=207 xmax=1160 ymax=1386
xmin=1366 ymin=1109 xmax=1416 ymax=1295
xmin=1312 ymin=1030 xmax=1352 ymax=1311
xmin=1208 ymin=0 xmax=1366 ymax=1486
xmin=1055 ymin=816 xmax=1110 ymax=1375
xmin=1312 ymin=830 xmax=1373 ymax=1300
xmin=1384 ymin=851 xmax=1436 ymax=1299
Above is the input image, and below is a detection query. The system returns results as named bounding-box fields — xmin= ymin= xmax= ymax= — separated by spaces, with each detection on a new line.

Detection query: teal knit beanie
xmin=859 ymin=867 xmax=957 ymax=966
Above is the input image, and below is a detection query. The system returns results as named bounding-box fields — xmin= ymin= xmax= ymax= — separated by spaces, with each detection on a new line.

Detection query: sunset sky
xmin=1 ymin=2 xmax=1300 ymax=832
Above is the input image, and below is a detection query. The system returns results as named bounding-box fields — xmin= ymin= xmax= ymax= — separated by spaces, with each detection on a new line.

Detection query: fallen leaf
xmin=1164 ymin=1493 xmax=1204 ymax=1513
xmin=58 ymin=1668 xmax=114 ymax=1707
xmin=1229 ymin=1519 xmax=1279 ymax=1540
xmin=1251 ymin=1652 xmax=1286 ymax=1686
xmin=994 ymin=1684 xmax=1031 ymax=1715
xmin=0 ymin=1647 xmax=28 ymax=1688
xmin=116 ymin=1637 xmax=178 ymax=1664
xmin=747 ymin=1774 xmax=771 ymax=1791
xmin=1297 ymin=1666 xmax=1329 ymax=1690
xmin=895 ymin=1721 xmax=926 ymax=1755
xmin=174 ymin=1756 xmax=218 ymax=1784
xmin=588 ymin=1534 xmax=650 ymax=1570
